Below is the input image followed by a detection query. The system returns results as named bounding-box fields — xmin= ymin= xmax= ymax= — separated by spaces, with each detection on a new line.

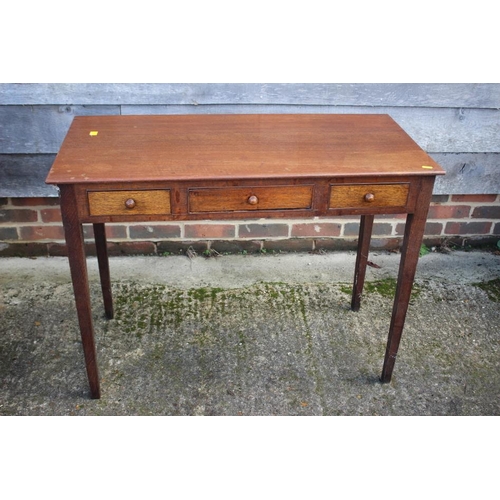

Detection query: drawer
xmin=88 ymin=190 xmax=171 ymax=216
xmin=329 ymin=183 xmax=409 ymax=209
xmin=189 ymin=185 xmax=313 ymax=213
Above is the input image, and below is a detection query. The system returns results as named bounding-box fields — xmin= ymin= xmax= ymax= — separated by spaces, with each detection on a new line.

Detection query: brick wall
xmin=1 ymin=195 xmax=499 ymax=257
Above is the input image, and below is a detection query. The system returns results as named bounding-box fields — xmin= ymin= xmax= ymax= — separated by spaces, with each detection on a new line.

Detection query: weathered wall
xmin=1 ymin=83 xmax=499 ymax=197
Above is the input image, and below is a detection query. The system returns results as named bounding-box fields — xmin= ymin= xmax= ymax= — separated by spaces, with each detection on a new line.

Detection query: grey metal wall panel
xmin=0 ymin=155 xmax=58 ymax=197
xmin=0 ymin=105 xmax=120 ymax=154
xmin=2 ymin=83 xmax=500 ymax=108
xmin=431 ymin=153 xmax=500 ymax=194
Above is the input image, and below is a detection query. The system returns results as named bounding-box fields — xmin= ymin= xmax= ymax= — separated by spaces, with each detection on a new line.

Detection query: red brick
xmin=83 ymin=225 xmax=93 ymax=239
xmin=19 ymin=225 xmax=65 ymax=241
xmin=291 ymin=223 xmax=341 ymax=237
xmin=424 ymin=222 xmax=444 ymax=235
xmin=471 ymin=206 xmax=500 ymax=219
xmin=343 ymin=222 xmax=360 ymax=236
xmin=0 ymin=242 xmax=48 ymax=257
xmin=0 ymin=227 xmax=18 ymax=240
xmin=372 ymin=223 xmax=393 ymax=236
xmin=184 ymin=224 xmax=235 ymax=239
xmin=445 ymin=222 xmax=492 ymax=235
xmin=377 ymin=213 xmax=406 ymax=219
xmin=157 ymin=241 xmax=208 ymax=255
xmin=316 ymin=237 xmax=401 ymax=252
xmin=106 ymin=241 xmax=157 ymax=256
xmin=40 ymin=208 xmax=62 ymax=222
xmin=238 ymin=223 xmax=289 ymax=238
xmin=427 ymin=205 xmax=470 ymax=219
xmin=343 ymin=222 xmax=391 ymax=236
xmin=12 ymin=197 xmax=60 ymax=206
xmin=315 ymin=239 xmax=359 ymax=252
xmin=0 ymin=209 xmax=38 ymax=223
xmin=451 ymin=195 xmax=498 ymax=203
xmin=370 ymin=238 xmax=401 ymax=250
xmin=431 ymin=195 xmax=450 ymax=203
xmin=83 ymin=224 xmax=128 ymax=240
xmin=494 ymin=223 xmax=500 ymax=235
xmin=396 ymin=222 xmax=444 ymax=236
xmin=48 ymin=242 xmax=103 ymax=257
xmin=395 ymin=222 xmax=443 ymax=236
xmin=107 ymin=225 xmax=128 ymax=239
xmin=210 ymin=240 xmax=262 ymax=254
xmin=47 ymin=243 xmax=69 ymax=256
xmin=129 ymin=224 xmax=181 ymax=239
xmin=264 ymin=239 xmax=314 ymax=252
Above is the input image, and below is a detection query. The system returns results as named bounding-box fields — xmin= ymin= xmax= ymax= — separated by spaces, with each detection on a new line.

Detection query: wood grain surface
xmin=329 ymin=183 xmax=409 ymax=209
xmin=88 ymin=189 xmax=171 ymax=216
xmin=46 ymin=114 xmax=444 ymax=185
xmin=189 ymin=185 xmax=313 ymax=213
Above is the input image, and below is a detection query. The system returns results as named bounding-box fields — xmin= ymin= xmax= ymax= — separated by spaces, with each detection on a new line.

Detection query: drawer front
xmin=189 ymin=185 xmax=313 ymax=213
xmin=329 ymin=183 xmax=409 ymax=209
xmin=88 ymin=190 xmax=171 ymax=216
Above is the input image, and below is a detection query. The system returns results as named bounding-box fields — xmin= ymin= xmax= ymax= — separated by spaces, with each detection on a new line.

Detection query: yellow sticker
xmin=89 ymin=131 xmax=98 ymax=136
xmin=421 ymin=165 xmax=433 ymax=169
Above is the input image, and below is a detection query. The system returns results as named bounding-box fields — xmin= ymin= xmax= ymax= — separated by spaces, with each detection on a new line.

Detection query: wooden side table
xmin=46 ymin=114 xmax=445 ymax=399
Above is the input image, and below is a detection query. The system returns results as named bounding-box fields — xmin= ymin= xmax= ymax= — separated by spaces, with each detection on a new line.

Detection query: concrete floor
xmin=1 ymin=249 xmax=499 ymax=415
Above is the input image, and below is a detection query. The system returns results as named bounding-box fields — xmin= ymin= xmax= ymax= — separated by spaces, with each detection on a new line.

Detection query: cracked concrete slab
xmin=0 ymin=249 xmax=499 ymax=415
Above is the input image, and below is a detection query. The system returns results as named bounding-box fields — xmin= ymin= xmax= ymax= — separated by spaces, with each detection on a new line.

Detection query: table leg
xmin=351 ymin=214 xmax=374 ymax=311
xmin=93 ymin=223 xmax=114 ymax=319
xmin=60 ymin=185 xmax=101 ymax=399
xmin=381 ymin=177 xmax=435 ymax=383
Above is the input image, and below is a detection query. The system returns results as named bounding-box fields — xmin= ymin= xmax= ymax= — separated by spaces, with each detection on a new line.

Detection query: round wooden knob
xmin=125 ymin=198 xmax=136 ymax=209
xmin=364 ymin=193 xmax=375 ymax=203
xmin=247 ymin=195 xmax=259 ymax=205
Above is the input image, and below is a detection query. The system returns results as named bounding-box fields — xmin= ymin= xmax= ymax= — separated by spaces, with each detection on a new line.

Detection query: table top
xmin=46 ymin=114 xmax=445 ymax=185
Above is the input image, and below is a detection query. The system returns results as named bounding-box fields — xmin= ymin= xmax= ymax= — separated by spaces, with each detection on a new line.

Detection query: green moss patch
xmin=340 ymin=278 xmax=422 ymax=299
xmin=473 ymin=278 xmax=500 ymax=302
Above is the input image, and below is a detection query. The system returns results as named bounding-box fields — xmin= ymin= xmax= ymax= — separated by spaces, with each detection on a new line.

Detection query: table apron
xmin=69 ymin=176 xmax=425 ymax=223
